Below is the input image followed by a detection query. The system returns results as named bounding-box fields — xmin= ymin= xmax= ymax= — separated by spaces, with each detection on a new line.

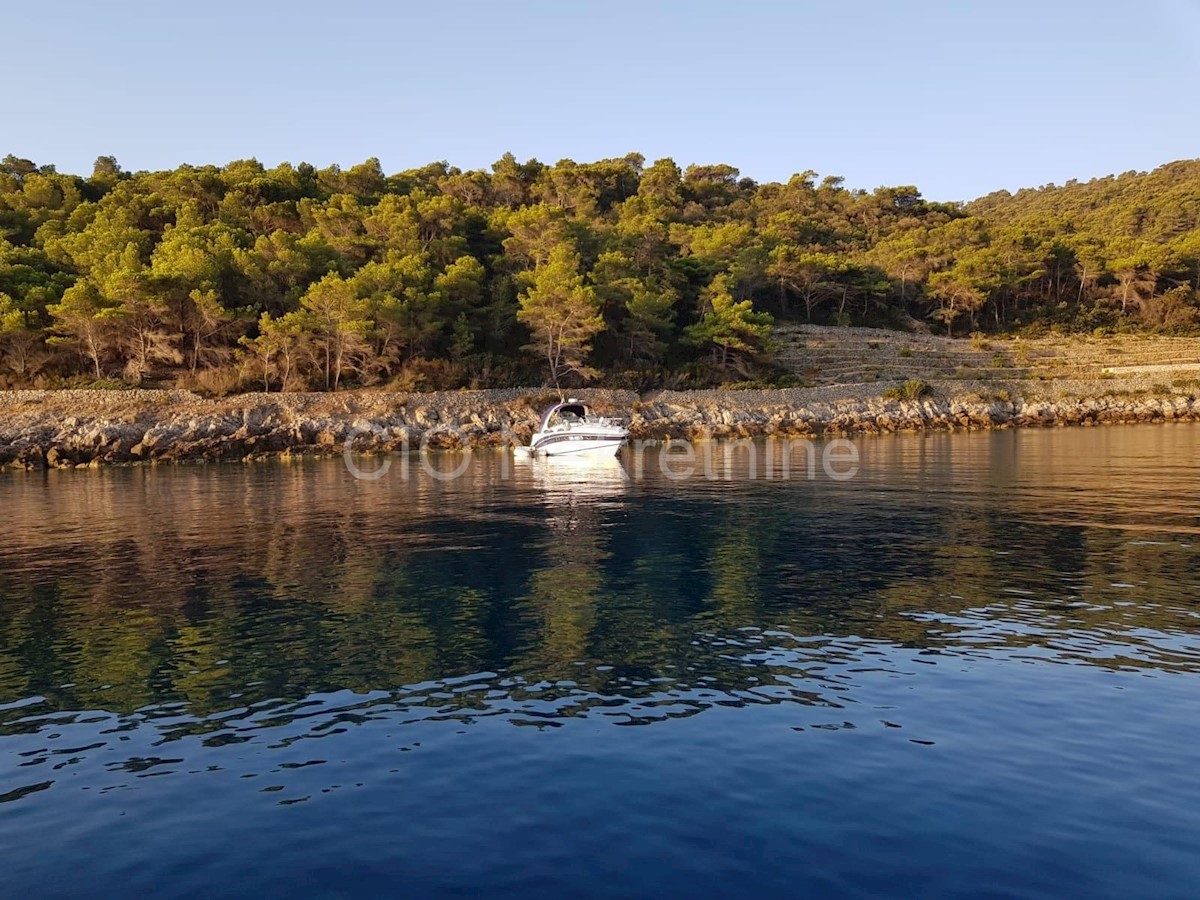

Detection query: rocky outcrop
xmin=1 ymin=384 xmax=1198 ymax=468
xmin=627 ymin=387 xmax=1200 ymax=438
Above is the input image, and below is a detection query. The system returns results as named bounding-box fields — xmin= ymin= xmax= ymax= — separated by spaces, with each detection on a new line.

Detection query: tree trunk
xmin=88 ymin=332 xmax=102 ymax=379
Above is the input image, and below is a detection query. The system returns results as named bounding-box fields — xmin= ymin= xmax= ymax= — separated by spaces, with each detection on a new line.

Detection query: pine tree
xmin=47 ymin=282 xmax=124 ymax=378
xmin=517 ymin=245 xmax=604 ymax=390
xmin=685 ymin=274 xmax=773 ymax=373
xmin=298 ymin=273 xmax=372 ymax=390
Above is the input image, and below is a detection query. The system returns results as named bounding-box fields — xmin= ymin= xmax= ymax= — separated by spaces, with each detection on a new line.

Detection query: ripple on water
xmin=2 ymin=430 xmax=1200 ymax=896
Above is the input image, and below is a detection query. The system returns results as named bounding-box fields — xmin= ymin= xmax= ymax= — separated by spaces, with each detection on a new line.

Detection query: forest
xmin=1 ymin=152 xmax=1198 ymax=392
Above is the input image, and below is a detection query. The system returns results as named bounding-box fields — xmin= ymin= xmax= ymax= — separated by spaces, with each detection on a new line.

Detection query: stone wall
xmin=1 ymin=385 xmax=1197 ymax=468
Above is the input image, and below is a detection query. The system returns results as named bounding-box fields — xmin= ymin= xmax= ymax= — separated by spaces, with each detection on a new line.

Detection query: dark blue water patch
xmin=2 ymin=647 xmax=1198 ymax=898
xmin=2 ymin=429 xmax=1200 ymax=897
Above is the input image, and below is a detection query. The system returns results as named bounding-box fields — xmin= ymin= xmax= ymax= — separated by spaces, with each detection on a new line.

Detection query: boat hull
xmin=529 ymin=431 xmax=627 ymax=457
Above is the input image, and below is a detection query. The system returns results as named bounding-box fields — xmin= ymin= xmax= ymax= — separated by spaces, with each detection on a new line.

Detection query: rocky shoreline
xmin=2 ymin=382 xmax=1199 ymax=469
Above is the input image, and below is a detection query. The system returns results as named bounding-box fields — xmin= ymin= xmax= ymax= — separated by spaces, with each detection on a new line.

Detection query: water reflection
xmin=2 ymin=428 xmax=1200 ymax=804
xmin=518 ymin=453 xmax=630 ymax=500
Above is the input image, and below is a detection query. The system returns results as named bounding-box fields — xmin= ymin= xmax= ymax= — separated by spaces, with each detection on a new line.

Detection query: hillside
xmin=1 ymin=153 xmax=1198 ymax=393
xmin=776 ymin=326 xmax=1200 ymax=390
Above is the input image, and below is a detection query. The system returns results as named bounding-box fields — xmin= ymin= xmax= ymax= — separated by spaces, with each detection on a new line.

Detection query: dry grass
xmin=774 ymin=325 xmax=1200 ymax=390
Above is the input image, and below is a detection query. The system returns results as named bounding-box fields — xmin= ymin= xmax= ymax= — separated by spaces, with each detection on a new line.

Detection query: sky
xmin=7 ymin=0 xmax=1200 ymax=201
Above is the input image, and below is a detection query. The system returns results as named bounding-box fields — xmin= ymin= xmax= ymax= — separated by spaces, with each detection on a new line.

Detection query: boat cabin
xmin=539 ymin=400 xmax=591 ymax=432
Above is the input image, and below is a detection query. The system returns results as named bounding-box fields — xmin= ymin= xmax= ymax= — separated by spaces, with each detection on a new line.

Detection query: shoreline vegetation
xmin=2 ymin=153 xmax=1200 ymax=399
xmin=5 ymin=151 xmax=1200 ymax=468
xmin=4 ymin=378 xmax=1200 ymax=469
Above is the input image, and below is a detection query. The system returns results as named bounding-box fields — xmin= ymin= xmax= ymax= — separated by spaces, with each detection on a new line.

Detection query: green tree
xmin=298 ymin=273 xmax=372 ymax=390
xmin=500 ymin=204 xmax=569 ymax=269
xmin=435 ymin=254 xmax=486 ymax=314
xmin=590 ymin=250 xmax=677 ymax=366
xmin=623 ymin=281 xmax=677 ymax=364
xmin=104 ymin=246 xmax=181 ymax=381
xmin=685 ymin=274 xmax=773 ymax=372
xmin=238 ymin=310 xmax=312 ymax=391
xmin=47 ymin=281 xmax=124 ymax=378
xmin=767 ymin=247 xmax=843 ymax=319
xmin=183 ymin=289 xmax=238 ymax=375
xmin=517 ymin=245 xmax=604 ymax=389
xmin=4 ymin=150 xmax=1200 ymax=390
xmin=353 ymin=252 xmax=447 ymax=376
xmin=0 ymin=291 xmax=45 ymax=378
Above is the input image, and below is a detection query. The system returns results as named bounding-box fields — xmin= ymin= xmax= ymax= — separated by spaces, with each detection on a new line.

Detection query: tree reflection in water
xmin=2 ymin=428 xmax=1200 ymax=749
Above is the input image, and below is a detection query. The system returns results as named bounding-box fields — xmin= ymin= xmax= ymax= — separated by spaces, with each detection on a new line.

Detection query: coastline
xmin=3 ymin=381 xmax=1199 ymax=469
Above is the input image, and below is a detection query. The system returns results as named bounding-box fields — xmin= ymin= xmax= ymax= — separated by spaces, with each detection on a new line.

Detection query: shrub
xmin=513 ymin=391 xmax=562 ymax=411
xmin=182 ymin=364 xmax=243 ymax=397
xmin=606 ymin=368 xmax=666 ymax=392
xmin=882 ymin=379 xmax=931 ymax=401
xmin=1017 ymin=322 xmax=1050 ymax=339
xmin=898 ymin=348 xmax=914 ymax=358
xmin=61 ymin=376 xmax=137 ymax=390
xmin=388 ymin=359 xmax=467 ymax=392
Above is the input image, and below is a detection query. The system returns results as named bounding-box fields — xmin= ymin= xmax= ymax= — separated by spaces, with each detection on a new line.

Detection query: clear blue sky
xmin=9 ymin=0 xmax=1200 ymax=200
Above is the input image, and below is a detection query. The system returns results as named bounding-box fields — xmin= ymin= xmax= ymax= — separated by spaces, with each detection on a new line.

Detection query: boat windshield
xmin=541 ymin=403 xmax=589 ymax=430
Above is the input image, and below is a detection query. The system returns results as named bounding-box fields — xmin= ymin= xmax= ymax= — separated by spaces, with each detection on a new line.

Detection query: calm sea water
xmin=2 ymin=427 xmax=1200 ymax=898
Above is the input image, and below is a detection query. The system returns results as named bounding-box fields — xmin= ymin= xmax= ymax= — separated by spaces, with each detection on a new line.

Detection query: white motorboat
xmin=526 ymin=399 xmax=628 ymax=457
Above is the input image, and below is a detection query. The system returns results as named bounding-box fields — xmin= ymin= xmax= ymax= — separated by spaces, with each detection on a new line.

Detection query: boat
xmin=525 ymin=399 xmax=628 ymax=457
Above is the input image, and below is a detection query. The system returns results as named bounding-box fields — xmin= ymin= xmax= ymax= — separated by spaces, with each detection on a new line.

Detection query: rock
xmin=1 ymin=384 xmax=1197 ymax=468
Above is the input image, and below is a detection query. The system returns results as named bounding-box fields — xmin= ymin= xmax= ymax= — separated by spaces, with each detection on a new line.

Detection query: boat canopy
xmin=539 ymin=401 xmax=589 ymax=431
